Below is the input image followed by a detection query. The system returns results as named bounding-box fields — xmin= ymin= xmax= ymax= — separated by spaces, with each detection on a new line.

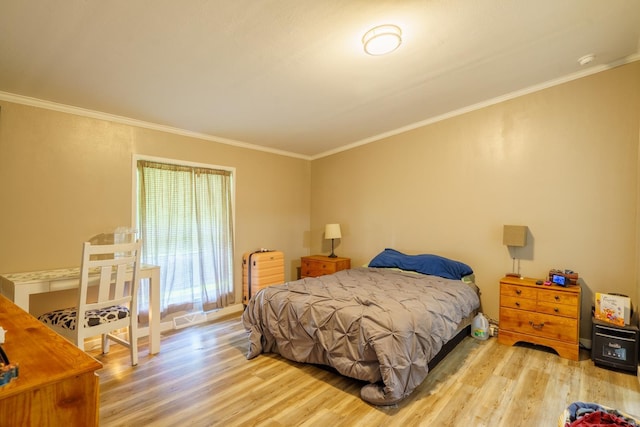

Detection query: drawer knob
xmin=554 ymin=307 xmax=559 ymax=313
xmin=515 ymin=290 xmax=521 ymax=295
xmin=515 ymin=302 xmax=520 ymax=307
xmin=529 ymin=321 xmax=545 ymax=330
xmin=554 ymin=296 xmax=560 ymax=301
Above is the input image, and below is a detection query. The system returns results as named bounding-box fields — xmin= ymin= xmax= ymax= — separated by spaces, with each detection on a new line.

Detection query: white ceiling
xmin=1 ymin=0 xmax=639 ymax=159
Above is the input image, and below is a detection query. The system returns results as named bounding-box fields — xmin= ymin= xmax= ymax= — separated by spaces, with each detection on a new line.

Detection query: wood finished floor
xmin=91 ymin=315 xmax=640 ymax=427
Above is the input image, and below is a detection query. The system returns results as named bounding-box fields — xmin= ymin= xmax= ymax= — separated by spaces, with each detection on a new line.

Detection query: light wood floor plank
xmin=91 ymin=315 xmax=640 ymax=427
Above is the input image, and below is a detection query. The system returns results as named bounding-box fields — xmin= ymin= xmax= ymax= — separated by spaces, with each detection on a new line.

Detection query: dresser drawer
xmin=500 ymin=284 xmax=537 ymax=300
xmin=537 ymin=290 xmax=579 ymax=306
xmin=536 ymin=300 xmax=579 ymax=318
xmin=300 ymin=256 xmax=350 ymax=278
xmin=500 ymin=307 xmax=578 ymax=343
xmin=301 ymin=260 xmax=338 ymax=277
xmin=500 ymin=295 xmax=537 ymax=311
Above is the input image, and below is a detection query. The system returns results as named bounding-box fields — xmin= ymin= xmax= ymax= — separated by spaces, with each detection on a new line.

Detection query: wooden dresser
xmin=301 ymin=255 xmax=351 ymax=278
xmin=0 ymin=295 xmax=102 ymax=426
xmin=498 ymin=276 xmax=581 ymax=361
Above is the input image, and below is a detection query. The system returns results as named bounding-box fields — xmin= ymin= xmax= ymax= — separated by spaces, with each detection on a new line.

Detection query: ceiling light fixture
xmin=362 ymin=24 xmax=402 ymax=56
xmin=578 ymin=54 xmax=595 ymax=66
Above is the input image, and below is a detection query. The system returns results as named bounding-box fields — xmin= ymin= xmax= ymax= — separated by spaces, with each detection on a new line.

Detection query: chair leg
xmin=102 ymin=333 xmax=111 ymax=354
xmin=129 ymin=325 xmax=138 ymax=366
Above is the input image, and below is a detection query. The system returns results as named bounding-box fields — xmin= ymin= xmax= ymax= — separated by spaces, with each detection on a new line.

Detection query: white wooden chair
xmin=38 ymin=240 xmax=142 ymax=365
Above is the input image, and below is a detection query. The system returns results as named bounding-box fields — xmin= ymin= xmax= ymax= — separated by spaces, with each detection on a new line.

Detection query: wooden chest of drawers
xmin=498 ymin=276 xmax=581 ymax=361
xmin=301 ymin=255 xmax=350 ymax=278
xmin=0 ymin=295 xmax=102 ymax=426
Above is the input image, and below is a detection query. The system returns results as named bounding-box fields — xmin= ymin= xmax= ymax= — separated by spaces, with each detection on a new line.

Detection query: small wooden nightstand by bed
xmin=498 ymin=276 xmax=581 ymax=361
xmin=301 ymin=255 xmax=351 ymax=278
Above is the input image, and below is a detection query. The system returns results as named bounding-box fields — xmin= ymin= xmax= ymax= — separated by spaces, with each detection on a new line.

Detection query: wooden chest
xmin=0 ymin=295 xmax=102 ymax=426
xmin=498 ymin=276 xmax=581 ymax=361
xmin=300 ymin=255 xmax=350 ymax=278
xmin=242 ymin=251 xmax=285 ymax=304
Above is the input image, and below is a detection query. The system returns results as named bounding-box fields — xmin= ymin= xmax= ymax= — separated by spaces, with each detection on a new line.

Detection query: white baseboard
xmin=145 ymin=303 xmax=244 ymax=334
xmin=205 ymin=303 xmax=244 ymax=321
xmin=84 ymin=303 xmax=244 ymax=351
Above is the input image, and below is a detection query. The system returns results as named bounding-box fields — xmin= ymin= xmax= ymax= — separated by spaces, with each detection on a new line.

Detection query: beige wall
xmin=0 ymin=102 xmax=311 ymax=311
xmin=310 ymin=61 xmax=640 ymax=339
xmin=1 ymin=62 xmax=639 ymax=341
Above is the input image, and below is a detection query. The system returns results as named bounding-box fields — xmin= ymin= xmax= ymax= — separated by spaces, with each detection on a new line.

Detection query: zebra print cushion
xmin=38 ymin=305 xmax=130 ymax=330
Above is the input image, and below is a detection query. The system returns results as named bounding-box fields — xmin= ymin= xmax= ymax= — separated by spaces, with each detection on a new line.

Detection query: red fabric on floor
xmin=569 ymin=410 xmax=636 ymax=427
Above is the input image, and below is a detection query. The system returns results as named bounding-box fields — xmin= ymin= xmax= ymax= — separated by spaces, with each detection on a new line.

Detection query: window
xmin=136 ymin=159 xmax=235 ymax=319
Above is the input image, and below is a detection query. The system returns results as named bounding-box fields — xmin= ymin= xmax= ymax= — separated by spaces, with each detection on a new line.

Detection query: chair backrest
xmin=77 ymin=240 xmax=142 ymax=325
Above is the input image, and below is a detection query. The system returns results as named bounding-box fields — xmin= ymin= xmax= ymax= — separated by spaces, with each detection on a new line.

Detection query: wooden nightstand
xmin=301 ymin=255 xmax=351 ymax=278
xmin=498 ymin=276 xmax=581 ymax=361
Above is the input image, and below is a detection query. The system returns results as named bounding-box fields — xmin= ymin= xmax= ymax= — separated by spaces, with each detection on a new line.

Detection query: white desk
xmin=0 ymin=264 xmax=161 ymax=355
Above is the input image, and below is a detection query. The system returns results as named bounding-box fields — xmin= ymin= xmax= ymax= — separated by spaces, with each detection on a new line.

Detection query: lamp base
xmin=328 ymin=239 xmax=337 ymax=258
xmin=505 ymin=272 xmax=521 ymax=278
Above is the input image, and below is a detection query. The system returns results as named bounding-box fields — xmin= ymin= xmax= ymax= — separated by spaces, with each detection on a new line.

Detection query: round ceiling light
xmin=362 ymin=24 xmax=402 ymax=56
xmin=578 ymin=54 xmax=595 ymax=66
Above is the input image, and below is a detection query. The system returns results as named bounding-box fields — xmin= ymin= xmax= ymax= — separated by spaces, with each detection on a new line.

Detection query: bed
xmin=241 ymin=248 xmax=481 ymax=405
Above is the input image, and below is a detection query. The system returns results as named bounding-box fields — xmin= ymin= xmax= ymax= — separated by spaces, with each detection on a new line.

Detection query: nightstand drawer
xmin=301 ymin=256 xmax=350 ymax=278
xmin=500 ymin=307 xmax=578 ymax=342
xmin=501 ymin=295 xmax=537 ymax=311
xmin=500 ymin=284 xmax=537 ymax=300
xmin=537 ymin=291 xmax=579 ymax=306
xmin=536 ymin=300 xmax=579 ymax=318
xmin=302 ymin=261 xmax=338 ymax=277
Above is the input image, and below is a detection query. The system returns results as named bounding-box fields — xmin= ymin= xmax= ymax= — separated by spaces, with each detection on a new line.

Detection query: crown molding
xmin=0 ymin=91 xmax=311 ymax=160
xmin=311 ymin=53 xmax=640 ymax=160
xmin=2 ymin=52 xmax=637 ymax=162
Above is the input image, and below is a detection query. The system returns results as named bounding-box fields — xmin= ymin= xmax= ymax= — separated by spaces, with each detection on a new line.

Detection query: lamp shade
xmin=503 ymin=225 xmax=527 ymax=247
xmin=324 ymin=224 xmax=342 ymax=240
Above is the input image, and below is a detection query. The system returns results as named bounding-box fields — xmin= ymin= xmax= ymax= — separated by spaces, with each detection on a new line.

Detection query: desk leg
xmin=148 ymin=268 xmax=161 ymax=354
xmin=13 ymin=287 xmax=30 ymax=313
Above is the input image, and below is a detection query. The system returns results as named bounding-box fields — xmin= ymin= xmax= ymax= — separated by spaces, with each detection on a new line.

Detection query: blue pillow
xmin=368 ymin=248 xmax=473 ymax=280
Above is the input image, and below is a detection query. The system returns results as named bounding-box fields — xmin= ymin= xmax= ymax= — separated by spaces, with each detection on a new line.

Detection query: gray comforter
xmin=242 ymin=267 xmax=480 ymax=405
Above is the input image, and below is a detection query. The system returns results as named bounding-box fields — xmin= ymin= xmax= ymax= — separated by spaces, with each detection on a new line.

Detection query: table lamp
xmin=503 ymin=225 xmax=527 ymax=277
xmin=325 ymin=224 xmax=342 ymax=258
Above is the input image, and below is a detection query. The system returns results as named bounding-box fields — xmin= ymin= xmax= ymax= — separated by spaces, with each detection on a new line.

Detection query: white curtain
xmin=137 ymin=160 xmax=234 ymax=318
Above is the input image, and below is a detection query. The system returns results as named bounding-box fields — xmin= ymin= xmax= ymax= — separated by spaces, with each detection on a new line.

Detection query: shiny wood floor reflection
xmin=91 ymin=315 xmax=640 ymax=427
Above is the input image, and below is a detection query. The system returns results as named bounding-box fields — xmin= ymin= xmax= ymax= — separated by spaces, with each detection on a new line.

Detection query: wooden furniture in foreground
xmin=0 ymin=294 xmax=102 ymax=426
xmin=498 ymin=276 xmax=581 ymax=361
xmin=300 ymin=255 xmax=351 ymax=278
xmin=0 ymin=263 xmax=161 ymax=354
